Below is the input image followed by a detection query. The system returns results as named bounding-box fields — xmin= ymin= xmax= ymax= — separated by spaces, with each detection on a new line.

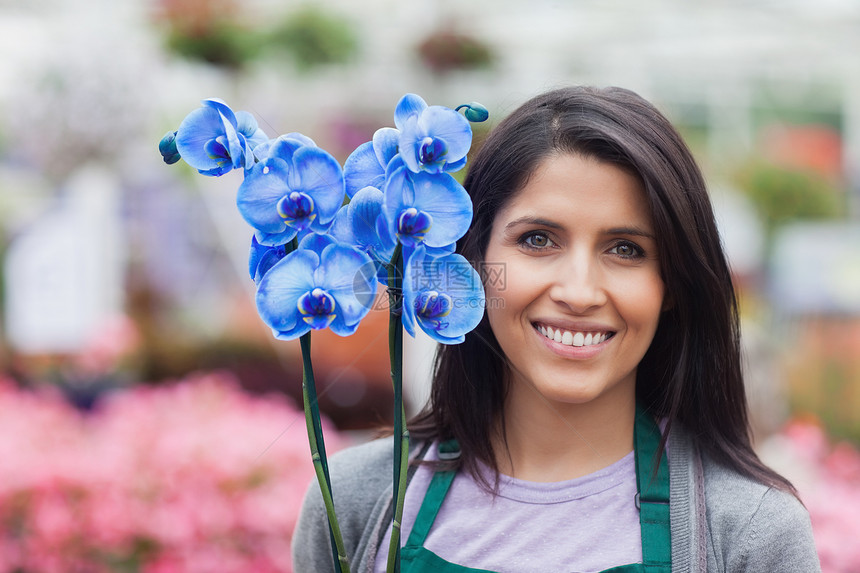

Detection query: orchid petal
xmin=235 ymin=111 xmax=269 ymax=149
xmin=202 ymin=98 xmax=237 ymax=124
xmin=401 ymin=293 xmax=417 ymax=338
xmin=347 ymin=187 xmax=386 ymax=250
xmin=282 ymin=132 xmax=317 ymax=148
xmin=408 ymin=172 xmax=472 ymax=247
xmin=344 ymin=141 xmax=385 ymax=198
xmin=384 ymin=154 xmax=407 ymax=183
xmin=299 ymin=232 xmax=337 ymax=256
xmin=329 ymin=204 xmax=355 ymax=244
xmin=254 ymin=227 xmax=299 ymax=247
xmin=372 ymin=127 xmax=400 ymax=169
xmin=400 ymin=241 xmax=456 ymax=270
xmin=394 ymin=93 xmax=428 ymax=131
xmin=214 ymin=110 xmax=244 ymax=171
xmin=267 ymin=136 xmax=311 ymax=164
xmin=249 ymin=235 xmax=289 ymax=284
xmin=346 ymin=186 xmax=395 ymax=269
xmin=444 ymin=156 xmax=467 ymax=173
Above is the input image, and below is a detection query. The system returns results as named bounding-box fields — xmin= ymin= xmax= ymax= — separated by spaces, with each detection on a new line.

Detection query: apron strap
xmin=405 ymin=440 xmax=460 ymax=548
xmin=634 ymin=405 xmax=671 ymax=569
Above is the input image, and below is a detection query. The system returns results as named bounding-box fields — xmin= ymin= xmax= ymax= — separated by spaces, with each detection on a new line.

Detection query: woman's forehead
xmin=492 ymin=153 xmax=655 ymax=233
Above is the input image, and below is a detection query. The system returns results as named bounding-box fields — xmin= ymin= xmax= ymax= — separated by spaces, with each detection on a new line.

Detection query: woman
xmin=292 ymin=86 xmax=820 ymax=572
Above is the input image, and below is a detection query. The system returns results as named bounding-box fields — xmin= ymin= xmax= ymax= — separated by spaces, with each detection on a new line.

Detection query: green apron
xmin=400 ymin=406 xmax=671 ymax=572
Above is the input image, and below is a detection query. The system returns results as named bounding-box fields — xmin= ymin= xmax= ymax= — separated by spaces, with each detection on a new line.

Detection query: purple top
xmin=374 ymin=445 xmax=642 ymax=572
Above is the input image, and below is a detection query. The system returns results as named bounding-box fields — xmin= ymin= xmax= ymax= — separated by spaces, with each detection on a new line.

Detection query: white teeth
xmin=537 ymin=325 xmax=609 ymax=348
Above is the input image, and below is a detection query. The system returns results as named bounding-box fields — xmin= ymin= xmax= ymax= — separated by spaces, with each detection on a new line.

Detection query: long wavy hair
xmin=408 ymin=85 xmax=795 ymax=494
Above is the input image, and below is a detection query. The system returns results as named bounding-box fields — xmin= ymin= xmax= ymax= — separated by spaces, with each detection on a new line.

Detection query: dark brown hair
xmin=409 ymin=85 xmax=795 ymax=495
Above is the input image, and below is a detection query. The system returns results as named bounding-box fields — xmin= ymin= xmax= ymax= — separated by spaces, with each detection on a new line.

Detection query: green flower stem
xmin=385 ymin=244 xmax=410 ymax=573
xmin=300 ymin=332 xmax=350 ymax=573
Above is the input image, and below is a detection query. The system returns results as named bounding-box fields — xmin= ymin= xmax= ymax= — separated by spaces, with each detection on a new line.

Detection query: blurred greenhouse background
xmin=0 ymin=0 xmax=858 ymax=570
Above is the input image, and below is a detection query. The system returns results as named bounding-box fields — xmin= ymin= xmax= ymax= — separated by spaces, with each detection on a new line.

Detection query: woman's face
xmin=483 ymin=153 xmax=665 ymax=415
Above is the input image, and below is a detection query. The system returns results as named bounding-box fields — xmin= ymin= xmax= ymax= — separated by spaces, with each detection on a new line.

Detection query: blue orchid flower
xmin=394 ymin=93 xmax=472 ymax=175
xmin=383 ymin=159 xmax=472 ymax=249
xmin=236 ymin=136 xmax=345 ymax=246
xmin=174 ymin=99 xmax=268 ymax=176
xmin=402 ymin=246 xmax=485 ymax=344
xmin=255 ymin=238 xmax=376 ymax=339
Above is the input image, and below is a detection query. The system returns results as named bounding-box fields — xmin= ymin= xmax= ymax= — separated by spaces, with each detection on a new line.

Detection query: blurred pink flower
xmin=74 ymin=314 xmax=141 ymax=377
xmin=780 ymin=420 xmax=860 ymax=573
xmin=0 ymin=371 xmax=349 ymax=571
xmin=782 ymin=418 xmax=830 ymax=462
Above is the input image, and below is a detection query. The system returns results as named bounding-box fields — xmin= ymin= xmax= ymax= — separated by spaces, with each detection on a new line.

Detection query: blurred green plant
xmin=165 ymin=21 xmax=261 ymax=69
xmin=156 ymin=0 xmax=261 ymax=70
xmin=788 ymin=351 xmax=860 ymax=445
xmin=416 ymin=30 xmax=495 ymax=74
xmin=266 ymin=6 xmax=358 ymax=71
xmin=818 ymin=359 xmax=860 ymax=444
xmin=155 ymin=1 xmax=359 ymax=72
xmin=734 ymin=159 xmax=844 ymax=241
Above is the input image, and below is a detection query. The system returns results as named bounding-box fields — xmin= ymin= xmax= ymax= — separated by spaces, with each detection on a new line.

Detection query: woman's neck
xmin=492 ymin=384 xmax=636 ymax=482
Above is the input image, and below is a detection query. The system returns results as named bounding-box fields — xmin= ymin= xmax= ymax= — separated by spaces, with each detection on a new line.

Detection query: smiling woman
xmin=292 ymin=87 xmax=822 ymax=573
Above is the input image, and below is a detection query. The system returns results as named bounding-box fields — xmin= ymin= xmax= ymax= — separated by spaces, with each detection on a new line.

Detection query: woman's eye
xmin=610 ymin=241 xmax=645 ymax=259
xmin=520 ymin=232 xmax=554 ymax=249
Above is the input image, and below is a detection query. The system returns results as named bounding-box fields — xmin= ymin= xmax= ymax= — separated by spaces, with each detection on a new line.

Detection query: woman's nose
xmin=547 ymin=251 xmax=608 ymax=313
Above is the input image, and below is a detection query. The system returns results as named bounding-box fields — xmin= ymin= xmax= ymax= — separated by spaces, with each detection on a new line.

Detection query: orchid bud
xmin=158 ymin=130 xmax=181 ymax=164
xmin=456 ymin=102 xmax=489 ymax=123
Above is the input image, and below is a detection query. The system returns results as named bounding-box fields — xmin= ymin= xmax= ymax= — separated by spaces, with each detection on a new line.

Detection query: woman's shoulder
xmin=325 ymin=435 xmax=431 ymax=512
xmin=667 ymin=423 xmax=820 ymax=572
xmin=698 ymin=446 xmax=820 ymax=571
xmin=329 ymin=435 xmax=395 ymax=484
xmin=699 ymin=451 xmax=808 ymax=528
xmin=668 ymin=423 xmax=807 ymax=520
xmin=328 ymin=436 xmax=404 ymax=500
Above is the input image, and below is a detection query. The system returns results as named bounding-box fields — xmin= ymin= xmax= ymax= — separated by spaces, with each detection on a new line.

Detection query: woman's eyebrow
xmin=505 ymin=215 xmax=656 ymax=241
xmin=504 ymin=216 xmax=564 ymax=231
xmin=505 ymin=218 xmax=655 ymax=240
xmin=605 ymin=226 xmax=656 ymax=239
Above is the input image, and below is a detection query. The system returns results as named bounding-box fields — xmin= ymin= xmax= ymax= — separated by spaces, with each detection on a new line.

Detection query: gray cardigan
xmin=292 ymin=425 xmax=820 ymax=572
